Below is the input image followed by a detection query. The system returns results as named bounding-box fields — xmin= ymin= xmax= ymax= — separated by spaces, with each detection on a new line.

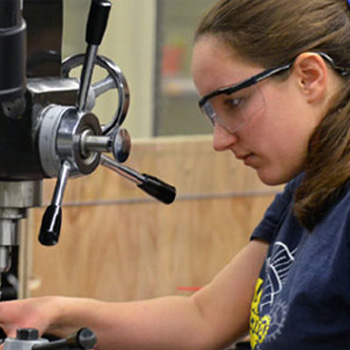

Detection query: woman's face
xmin=191 ymin=36 xmax=324 ymax=185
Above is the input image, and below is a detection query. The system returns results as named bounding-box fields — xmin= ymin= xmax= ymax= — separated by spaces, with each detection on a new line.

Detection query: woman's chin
xmin=256 ymin=169 xmax=292 ymax=187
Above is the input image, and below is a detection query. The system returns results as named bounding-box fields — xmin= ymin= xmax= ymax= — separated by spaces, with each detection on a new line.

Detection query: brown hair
xmin=195 ymin=0 xmax=350 ymax=231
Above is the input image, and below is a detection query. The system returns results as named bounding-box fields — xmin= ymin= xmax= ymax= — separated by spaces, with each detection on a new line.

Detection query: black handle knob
xmin=86 ymin=0 xmax=111 ymax=45
xmin=33 ymin=328 xmax=97 ymax=350
xmin=38 ymin=161 xmax=70 ymax=247
xmin=137 ymin=174 xmax=176 ymax=204
xmin=66 ymin=328 xmax=97 ymax=349
xmin=38 ymin=205 xmax=62 ymax=246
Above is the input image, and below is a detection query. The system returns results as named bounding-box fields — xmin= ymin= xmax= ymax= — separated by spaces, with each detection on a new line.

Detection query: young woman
xmin=1 ymin=0 xmax=350 ymax=349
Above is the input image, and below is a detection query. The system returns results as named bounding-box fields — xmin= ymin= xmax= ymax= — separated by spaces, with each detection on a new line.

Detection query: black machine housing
xmin=0 ymin=0 xmax=63 ymax=180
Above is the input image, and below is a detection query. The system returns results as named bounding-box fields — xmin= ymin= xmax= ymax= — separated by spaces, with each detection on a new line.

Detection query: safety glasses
xmin=198 ymin=52 xmax=350 ymax=134
xmin=198 ymin=62 xmax=293 ymax=134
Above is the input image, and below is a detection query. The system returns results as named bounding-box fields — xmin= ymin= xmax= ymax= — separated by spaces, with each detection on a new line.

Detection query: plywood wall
xmin=22 ymin=136 xmax=282 ymax=302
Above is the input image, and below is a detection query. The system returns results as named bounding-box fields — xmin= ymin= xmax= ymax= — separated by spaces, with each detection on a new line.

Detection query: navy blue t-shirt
xmin=249 ymin=176 xmax=350 ymax=350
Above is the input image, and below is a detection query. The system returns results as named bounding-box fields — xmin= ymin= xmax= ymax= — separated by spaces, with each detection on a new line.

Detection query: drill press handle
xmin=38 ymin=0 xmax=111 ymax=246
xmin=38 ymin=0 xmax=176 ymax=247
xmin=77 ymin=0 xmax=111 ymax=112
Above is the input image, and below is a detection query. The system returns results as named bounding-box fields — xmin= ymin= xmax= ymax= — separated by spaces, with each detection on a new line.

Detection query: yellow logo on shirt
xmin=250 ymin=278 xmax=270 ymax=349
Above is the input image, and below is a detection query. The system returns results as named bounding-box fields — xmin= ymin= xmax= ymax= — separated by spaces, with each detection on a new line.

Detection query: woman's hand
xmin=0 ymin=297 xmax=66 ymax=339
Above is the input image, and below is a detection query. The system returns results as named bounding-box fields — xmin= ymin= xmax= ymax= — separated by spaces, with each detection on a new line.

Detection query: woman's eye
xmin=223 ymin=98 xmax=243 ymax=110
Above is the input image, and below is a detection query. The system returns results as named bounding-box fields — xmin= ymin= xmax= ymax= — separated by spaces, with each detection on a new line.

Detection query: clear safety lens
xmin=201 ymin=84 xmax=265 ymax=134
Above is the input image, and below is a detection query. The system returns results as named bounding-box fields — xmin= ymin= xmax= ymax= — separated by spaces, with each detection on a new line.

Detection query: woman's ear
xmin=292 ymin=52 xmax=328 ymax=103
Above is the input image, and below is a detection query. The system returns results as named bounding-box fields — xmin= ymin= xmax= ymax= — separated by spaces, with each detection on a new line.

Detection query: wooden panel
xmin=24 ymin=136 xmax=281 ymax=301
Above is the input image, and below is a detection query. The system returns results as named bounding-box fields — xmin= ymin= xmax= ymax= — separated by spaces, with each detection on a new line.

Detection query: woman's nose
xmin=212 ymin=123 xmax=238 ymax=151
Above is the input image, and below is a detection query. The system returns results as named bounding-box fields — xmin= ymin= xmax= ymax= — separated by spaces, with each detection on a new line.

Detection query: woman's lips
xmin=236 ymin=153 xmax=256 ymax=166
xmin=244 ymin=154 xmax=255 ymax=166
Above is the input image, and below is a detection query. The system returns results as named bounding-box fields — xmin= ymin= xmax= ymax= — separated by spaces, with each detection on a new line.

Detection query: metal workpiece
xmin=4 ymin=335 xmax=48 ymax=350
xmin=3 ymin=328 xmax=48 ymax=350
xmin=3 ymin=328 xmax=97 ymax=350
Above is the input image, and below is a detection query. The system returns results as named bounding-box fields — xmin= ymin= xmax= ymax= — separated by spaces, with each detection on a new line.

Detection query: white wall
xmin=63 ymin=0 xmax=157 ymax=138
